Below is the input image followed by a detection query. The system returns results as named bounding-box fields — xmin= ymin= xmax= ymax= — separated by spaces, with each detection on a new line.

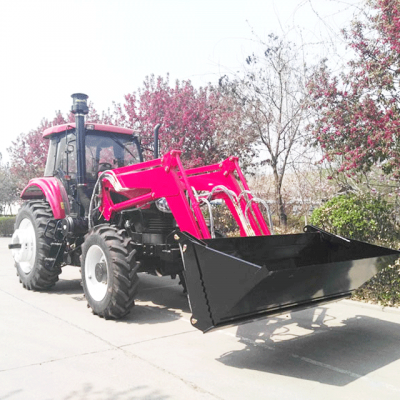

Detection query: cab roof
xmin=43 ymin=123 xmax=135 ymax=138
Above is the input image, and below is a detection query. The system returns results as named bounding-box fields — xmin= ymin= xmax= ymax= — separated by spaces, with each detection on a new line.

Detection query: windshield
xmin=85 ymin=132 xmax=141 ymax=181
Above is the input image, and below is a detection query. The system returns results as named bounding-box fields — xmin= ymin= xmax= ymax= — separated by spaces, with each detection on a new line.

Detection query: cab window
xmin=44 ymin=132 xmax=77 ymax=178
xmin=85 ymin=132 xmax=140 ymax=181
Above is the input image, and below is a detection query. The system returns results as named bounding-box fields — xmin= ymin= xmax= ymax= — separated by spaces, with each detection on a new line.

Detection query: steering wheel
xmin=98 ymin=162 xmax=113 ymax=171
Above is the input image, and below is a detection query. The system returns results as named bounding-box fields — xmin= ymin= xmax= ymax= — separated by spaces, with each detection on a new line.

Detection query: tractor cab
xmin=43 ymin=123 xmax=142 ymax=181
xmin=42 ymin=123 xmax=143 ymax=217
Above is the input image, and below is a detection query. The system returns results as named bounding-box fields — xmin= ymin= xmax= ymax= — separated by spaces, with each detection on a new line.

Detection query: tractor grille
xmin=145 ymin=216 xmax=174 ymax=233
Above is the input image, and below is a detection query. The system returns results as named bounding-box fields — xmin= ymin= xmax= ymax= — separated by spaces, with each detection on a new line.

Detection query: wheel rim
xmin=85 ymin=245 xmax=109 ymax=301
xmin=11 ymin=218 xmax=36 ymax=274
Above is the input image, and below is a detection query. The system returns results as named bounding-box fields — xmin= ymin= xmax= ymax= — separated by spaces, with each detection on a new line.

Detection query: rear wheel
xmin=81 ymin=225 xmax=138 ymax=319
xmin=11 ymin=200 xmax=62 ymax=290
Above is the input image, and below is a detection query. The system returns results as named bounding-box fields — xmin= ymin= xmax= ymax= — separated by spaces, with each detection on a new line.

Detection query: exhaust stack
xmin=71 ymin=93 xmax=89 ymax=185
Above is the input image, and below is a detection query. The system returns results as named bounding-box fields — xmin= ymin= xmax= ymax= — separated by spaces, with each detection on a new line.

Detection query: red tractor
xmin=9 ymin=94 xmax=399 ymax=333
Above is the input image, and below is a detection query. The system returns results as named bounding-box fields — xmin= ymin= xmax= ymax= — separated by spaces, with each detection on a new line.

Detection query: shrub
xmin=0 ymin=216 xmax=15 ymax=236
xmin=310 ymin=193 xmax=400 ymax=307
xmin=352 ymin=259 xmax=400 ymax=307
xmin=310 ymin=193 xmax=400 ymax=248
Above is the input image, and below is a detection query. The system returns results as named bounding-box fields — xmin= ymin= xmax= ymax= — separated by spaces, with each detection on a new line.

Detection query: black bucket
xmin=179 ymin=226 xmax=400 ymax=333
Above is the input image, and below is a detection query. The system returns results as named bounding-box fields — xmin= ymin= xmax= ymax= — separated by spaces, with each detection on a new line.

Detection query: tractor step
xmin=44 ymin=242 xmax=64 ymax=271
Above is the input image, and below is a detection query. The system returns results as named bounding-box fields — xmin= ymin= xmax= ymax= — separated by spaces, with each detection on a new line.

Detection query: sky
xmin=0 ymin=0 xmax=362 ymax=163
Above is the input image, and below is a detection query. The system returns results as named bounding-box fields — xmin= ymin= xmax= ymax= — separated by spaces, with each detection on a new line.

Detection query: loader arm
xmin=98 ymin=150 xmax=270 ymax=239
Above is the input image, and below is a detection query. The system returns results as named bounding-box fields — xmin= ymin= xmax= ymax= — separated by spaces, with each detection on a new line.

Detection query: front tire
xmin=11 ymin=200 xmax=62 ymax=290
xmin=81 ymin=225 xmax=138 ymax=319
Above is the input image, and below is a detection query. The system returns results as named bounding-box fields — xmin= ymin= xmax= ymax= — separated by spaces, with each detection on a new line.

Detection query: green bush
xmin=310 ymin=193 xmax=400 ymax=307
xmin=0 ymin=216 xmax=15 ymax=236
xmin=310 ymin=193 xmax=400 ymax=248
xmin=352 ymin=259 xmax=400 ymax=307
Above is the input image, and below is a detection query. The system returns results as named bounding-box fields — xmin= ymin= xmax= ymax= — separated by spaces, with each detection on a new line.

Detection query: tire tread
xmin=15 ymin=201 xmax=62 ymax=290
xmin=82 ymin=225 xmax=138 ymax=319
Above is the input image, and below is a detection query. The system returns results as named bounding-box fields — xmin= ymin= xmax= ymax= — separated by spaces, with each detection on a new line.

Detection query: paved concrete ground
xmin=1 ymin=237 xmax=400 ymax=400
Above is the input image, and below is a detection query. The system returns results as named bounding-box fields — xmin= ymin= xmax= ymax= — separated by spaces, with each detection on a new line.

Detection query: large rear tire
xmin=81 ymin=225 xmax=138 ymax=319
xmin=10 ymin=200 xmax=62 ymax=290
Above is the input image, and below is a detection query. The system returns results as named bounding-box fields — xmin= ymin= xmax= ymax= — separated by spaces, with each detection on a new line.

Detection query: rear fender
xmin=20 ymin=177 xmax=68 ymax=219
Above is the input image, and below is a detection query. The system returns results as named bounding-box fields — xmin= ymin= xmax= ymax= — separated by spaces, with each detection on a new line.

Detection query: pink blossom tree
xmin=307 ymin=0 xmax=400 ymax=180
xmin=8 ymin=112 xmax=69 ymax=189
xmin=8 ymin=104 xmax=104 ymax=189
xmin=9 ymin=78 xmax=252 ymax=191
xmin=112 ymin=75 xmax=255 ymax=168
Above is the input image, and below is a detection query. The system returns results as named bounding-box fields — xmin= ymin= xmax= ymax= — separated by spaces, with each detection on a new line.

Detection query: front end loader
xmin=9 ymin=94 xmax=400 ymax=332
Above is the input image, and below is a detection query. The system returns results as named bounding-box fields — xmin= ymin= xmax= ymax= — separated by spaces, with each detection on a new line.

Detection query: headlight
xmin=155 ymin=197 xmax=172 ymax=213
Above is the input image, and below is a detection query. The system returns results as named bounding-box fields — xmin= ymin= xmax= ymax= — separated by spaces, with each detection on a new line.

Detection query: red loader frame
xmin=99 ymin=150 xmax=271 ymax=239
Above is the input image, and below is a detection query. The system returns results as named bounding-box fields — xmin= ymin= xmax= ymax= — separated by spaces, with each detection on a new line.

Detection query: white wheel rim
xmin=85 ymin=245 xmax=109 ymax=301
xmin=11 ymin=218 xmax=37 ymax=274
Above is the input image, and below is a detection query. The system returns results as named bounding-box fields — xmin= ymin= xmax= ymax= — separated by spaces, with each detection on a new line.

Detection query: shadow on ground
xmin=46 ymin=272 xmax=190 ymax=324
xmin=44 ymin=278 xmax=83 ymax=296
xmin=122 ymin=274 xmax=190 ymax=325
xmin=135 ymin=274 xmax=189 ymax=310
xmin=217 ymin=306 xmax=400 ymax=387
xmin=23 ymin=266 xmax=400 ymax=389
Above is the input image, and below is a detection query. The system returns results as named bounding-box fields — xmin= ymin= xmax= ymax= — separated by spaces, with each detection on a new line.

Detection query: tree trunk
xmin=273 ymin=168 xmax=287 ymax=227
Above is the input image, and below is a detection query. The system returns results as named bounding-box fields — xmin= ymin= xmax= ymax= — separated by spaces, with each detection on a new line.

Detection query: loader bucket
xmin=179 ymin=226 xmax=400 ymax=333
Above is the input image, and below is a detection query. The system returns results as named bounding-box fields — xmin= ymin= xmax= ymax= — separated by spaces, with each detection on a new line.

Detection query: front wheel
xmin=81 ymin=225 xmax=138 ymax=319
